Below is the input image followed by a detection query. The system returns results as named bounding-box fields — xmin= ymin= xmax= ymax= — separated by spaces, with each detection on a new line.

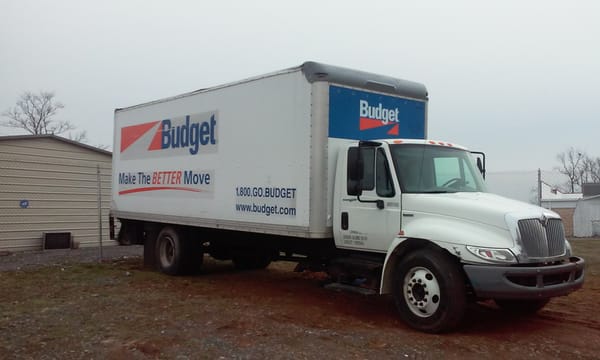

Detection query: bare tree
xmin=591 ymin=158 xmax=600 ymax=183
xmin=2 ymin=91 xmax=75 ymax=136
xmin=556 ymin=147 xmax=585 ymax=193
xmin=68 ymin=129 xmax=88 ymax=143
xmin=581 ymin=155 xmax=596 ymax=184
xmin=580 ymin=155 xmax=600 ymax=184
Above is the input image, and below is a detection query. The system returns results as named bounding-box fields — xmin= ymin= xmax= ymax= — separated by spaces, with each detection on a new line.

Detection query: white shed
xmin=540 ymin=181 xmax=582 ymax=237
xmin=573 ymin=195 xmax=600 ymax=237
xmin=0 ymin=135 xmax=117 ymax=251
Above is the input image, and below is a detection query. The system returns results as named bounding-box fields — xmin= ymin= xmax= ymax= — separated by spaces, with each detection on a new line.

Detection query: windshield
xmin=389 ymin=144 xmax=487 ymax=193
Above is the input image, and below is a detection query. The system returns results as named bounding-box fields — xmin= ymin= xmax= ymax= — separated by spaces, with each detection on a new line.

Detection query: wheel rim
xmin=159 ymin=235 xmax=176 ymax=267
xmin=403 ymin=266 xmax=441 ymax=318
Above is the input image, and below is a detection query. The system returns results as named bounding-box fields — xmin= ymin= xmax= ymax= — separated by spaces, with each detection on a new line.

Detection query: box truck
xmin=111 ymin=62 xmax=584 ymax=332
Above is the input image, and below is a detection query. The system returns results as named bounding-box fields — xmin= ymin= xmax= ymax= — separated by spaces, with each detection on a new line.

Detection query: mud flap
xmin=143 ymin=223 xmax=159 ymax=269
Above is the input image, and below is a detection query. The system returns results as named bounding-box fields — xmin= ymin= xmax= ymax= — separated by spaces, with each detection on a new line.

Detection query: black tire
xmin=392 ymin=248 xmax=467 ymax=333
xmin=495 ymin=299 xmax=549 ymax=314
xmin=155 ymin=226 xmax=203 ymax=275
xmin=233 ymin=254 xmax=271 ymax=270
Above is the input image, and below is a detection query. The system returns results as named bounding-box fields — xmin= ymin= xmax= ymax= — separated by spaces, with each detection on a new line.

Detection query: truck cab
xmin=332 ymin=139 xmax=584 ymax=332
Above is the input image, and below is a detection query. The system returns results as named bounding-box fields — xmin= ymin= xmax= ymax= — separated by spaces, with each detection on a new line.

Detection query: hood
xmin=402 ymin=192 xmax=557 ymax=230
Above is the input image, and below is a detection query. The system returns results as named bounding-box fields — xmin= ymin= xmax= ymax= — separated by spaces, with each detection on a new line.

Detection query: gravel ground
xmin=0 ymin=245 xmax=143 ymax=272
xmin=1 ymin=243 xmax=598 ymax=359
xmin=0 ymin=241 xmax=597 ymax=358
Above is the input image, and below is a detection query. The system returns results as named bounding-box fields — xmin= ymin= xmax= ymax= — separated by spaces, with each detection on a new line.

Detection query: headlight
xmin=565 ymin=239 xmax=572 ymax=257
xmin=466 ymin=246 xmax=517 ymax=263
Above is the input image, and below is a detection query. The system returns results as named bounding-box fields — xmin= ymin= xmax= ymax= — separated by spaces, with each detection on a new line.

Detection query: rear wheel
xmin=392 ymin=248 xmax=467 ymax=333
xmin=495 ymin=299 xmax=549 ymax=314
xmin=155 ymin=226 xmax=202 ymax=275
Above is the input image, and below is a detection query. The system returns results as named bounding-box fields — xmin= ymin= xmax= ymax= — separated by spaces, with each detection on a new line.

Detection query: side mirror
xmin=472 ymin=151 xmax=486 ymax=180
xmin=347 ymin=147 xmax=363 ymax=196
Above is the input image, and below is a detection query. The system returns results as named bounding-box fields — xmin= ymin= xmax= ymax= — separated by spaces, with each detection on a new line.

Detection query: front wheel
xmin=392 ymin=248 xmax=467 ymax=333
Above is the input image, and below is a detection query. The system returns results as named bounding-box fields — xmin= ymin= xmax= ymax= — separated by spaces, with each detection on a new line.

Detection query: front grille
xmin=518 ymin=219 xmax=565 ymax=258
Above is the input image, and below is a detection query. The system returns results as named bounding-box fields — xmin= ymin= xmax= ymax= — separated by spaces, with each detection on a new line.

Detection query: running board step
xmin=330 ymin=257 xmax=383 ymax=271
xmin=323 ymin=282 xmax=377 ymax=295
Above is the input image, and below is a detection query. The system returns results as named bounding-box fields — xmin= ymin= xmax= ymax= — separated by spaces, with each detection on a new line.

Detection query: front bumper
xmin=463 ymin=256 xmax=585 ymax=299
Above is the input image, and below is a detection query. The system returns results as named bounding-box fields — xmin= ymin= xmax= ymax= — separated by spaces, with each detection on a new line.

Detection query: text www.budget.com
xmin=235 ymin=203 xmax=296 ymax=216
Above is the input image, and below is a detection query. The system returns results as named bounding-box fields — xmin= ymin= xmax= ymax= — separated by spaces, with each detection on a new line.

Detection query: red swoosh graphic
xmin=359 ymin=117 xmax=386 ymax=130
xmin=119 ymin=187 xmax=202 ymax=195
xmin=360 ymin=118 xmax=400 ymax=136
xmin=387 ymin=124 xmax=399 ymax=136
xmin=120 ymin=121 xmax=160 ymax=153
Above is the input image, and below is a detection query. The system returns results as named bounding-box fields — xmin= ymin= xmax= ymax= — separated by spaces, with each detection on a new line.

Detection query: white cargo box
xmin=112 ymin=62 xmax=428 ymax=238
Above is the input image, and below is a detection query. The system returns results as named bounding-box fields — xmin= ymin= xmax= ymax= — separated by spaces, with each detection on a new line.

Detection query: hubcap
xmin=159 ymin=235 xmax=175 ymax=267
xmin=403 ymin=266 xmax=441 ymax=318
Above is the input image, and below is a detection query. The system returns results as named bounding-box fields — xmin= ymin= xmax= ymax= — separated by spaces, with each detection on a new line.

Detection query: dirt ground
xmin=0 ymin=240 xmax=598 ymax=359
xmin=0 ymin=245 xmax=143 ymax=272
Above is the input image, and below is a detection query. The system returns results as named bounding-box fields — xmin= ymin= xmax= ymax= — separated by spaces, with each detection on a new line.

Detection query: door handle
xmin=341 ymin=212 xmax=349 ymax=230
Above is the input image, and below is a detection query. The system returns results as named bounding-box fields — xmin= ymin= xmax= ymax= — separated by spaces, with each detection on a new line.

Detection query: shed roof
xmin=0 ymin=134 xmax=112 ymax=156
xmin=540 ymin=181 xmax=582 ymax=201
xmin=579 ymin=194 xmax=600 ymax=202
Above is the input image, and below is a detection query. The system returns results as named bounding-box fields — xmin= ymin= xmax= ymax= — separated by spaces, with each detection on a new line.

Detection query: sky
xmin=1 ymin=0 xmax=598 ymax=172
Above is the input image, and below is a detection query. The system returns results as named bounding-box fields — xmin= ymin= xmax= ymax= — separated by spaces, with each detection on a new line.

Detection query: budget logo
xmin=358 ymin=100 xmax=400 ymax=136
xmin=328 ymin=85 xmax=425 ymax=141
xmin=119 ymin=111 xmax=218 ymax=160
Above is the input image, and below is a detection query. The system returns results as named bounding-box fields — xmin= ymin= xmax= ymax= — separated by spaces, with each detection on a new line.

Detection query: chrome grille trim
xmin=518 ymin=219 xmax=566 ymax=258
xmin=546 ymin=219 xmax=566 ymax=256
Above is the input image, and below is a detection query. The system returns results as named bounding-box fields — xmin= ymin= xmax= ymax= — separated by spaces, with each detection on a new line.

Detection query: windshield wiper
xmin=420 ymin=190 xmax=456 ymax=194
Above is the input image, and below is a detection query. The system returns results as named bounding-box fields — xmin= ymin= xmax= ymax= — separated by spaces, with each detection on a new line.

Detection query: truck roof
xmin=302 ymin=62 xmax=427 ymax=100
xmin=380 ymin=139 xmax=468 ymax=150
xmin=115 ymin=61 xmax=428 ymax=113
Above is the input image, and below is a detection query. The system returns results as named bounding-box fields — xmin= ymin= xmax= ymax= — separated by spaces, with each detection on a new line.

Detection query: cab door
xmin=335 ymin=145 xmax=401 ymax=252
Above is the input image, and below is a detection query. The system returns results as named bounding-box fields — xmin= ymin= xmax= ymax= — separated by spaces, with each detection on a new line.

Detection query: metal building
xmin=573 ymin=195 xmax=600 ymax=237
xmin=0 ymin=135 xmax=116 ymax=252
xmin=540 ymin=181 xmax=582 ymax=237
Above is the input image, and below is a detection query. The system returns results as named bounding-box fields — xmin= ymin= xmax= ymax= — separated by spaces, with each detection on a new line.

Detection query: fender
xmin=380 ymin=215 xmax=513 ymax=294
xmin=380 ymin=237 xmax=431 ymax=294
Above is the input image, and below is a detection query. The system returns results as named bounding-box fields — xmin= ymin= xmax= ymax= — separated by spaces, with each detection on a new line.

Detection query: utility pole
xmin=538 ymin=168 xmax=542 ymax=206
xmin=97 ymin=164 xmax=104 ymax=261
